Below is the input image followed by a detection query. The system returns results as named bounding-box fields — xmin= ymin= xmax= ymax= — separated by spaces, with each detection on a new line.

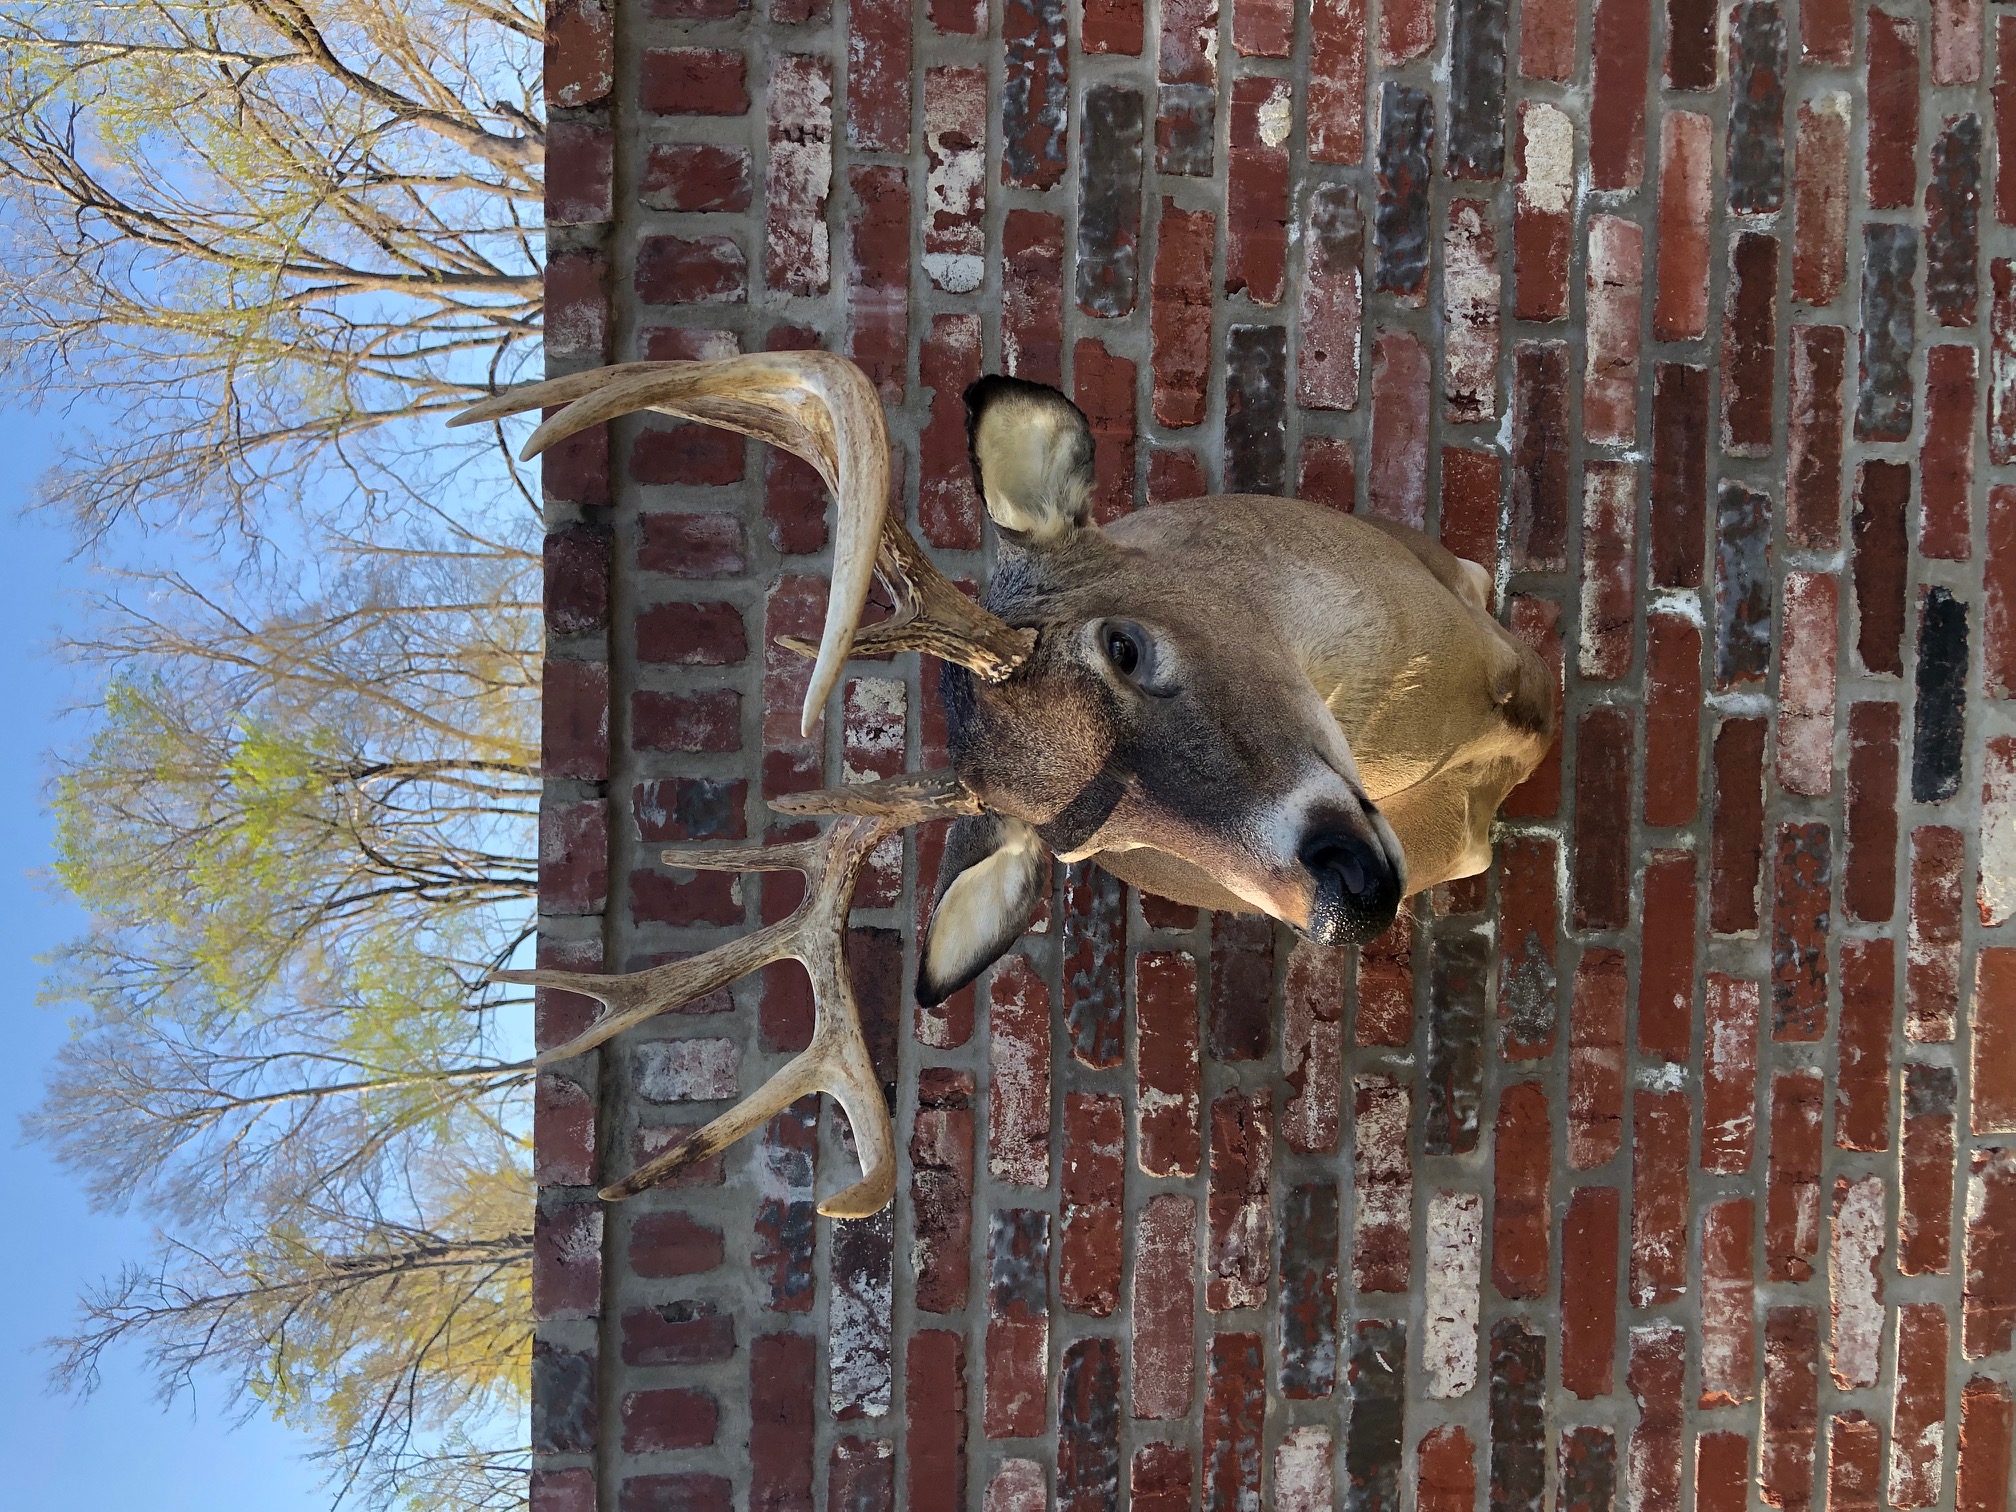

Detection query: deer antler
xmin=492 ymin=772 xmax=981 ymax=1216
xmin=451 ymin=353 xmax=1035 ymax=732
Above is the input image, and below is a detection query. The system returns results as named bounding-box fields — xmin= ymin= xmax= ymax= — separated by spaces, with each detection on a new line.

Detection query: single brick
xmin=1560 ymin=1187 xmax=1621 ymax=1399
xmin=639 ymin=139 xmax=750 ymax=217
xmin=1079 ymin=84 xmax=1145 ymax=317
xmin=1868 ymin=10 xmax=1920 ymax=208
xmin=1496 ymin=835 xmax=1560 ymax=1058
xmin=1136 ymin=950 xmax=1201 ymax=1175
xmin=1627 ymin=1325 xmax=1686 ymax=1512
xmin=1653 ymin=113 xmax=1713 ymax=339
xmin=1827 ymin=1416 xmax=1883 ymax=1512
xmin=1278 ymin=1182 xmax=1341 ymax=1397
xmin=1059 ymin=1093 xmax=1124 ymax=1316
xmin=1223 ymin=325 xmax=1287 ymax=495
xmin=1583 ymin=216 xmax=1642 ymax=444
xmin=1424 ymin=1190 xmax=1482 ymax=1398
xmin=1075 ymin=339 xmax=1138 ymax=524
xmin=640 ymin=48 xmax=748 ymax=115
xmin=1787 ymin=325 xmax=1847 ymax=550
xmin=534 ymin=1193 xmax=602 ymax=1321
xmin=749 ymin=1333 xmax=815 ymax=1512
xmin=1701 ymin=973 xmax=1761 ymax=1174
xmin=1776 ymin=572 xmax=1839 ymax=797
xmin=1153 ymin=201 xmax=1216 ymax=425
xmin=1307 ymin=0 xmax=1366 ymax=163
xmin=2001 ymin=21 xmax=2016 ymax=225
xmin=1696 ymin=1433 xmax=1750 ymax=1512
xmin=1711 ymin=717 xmax=1767 ymax=932
xmin=1297 ymin=435 xmax=1357 ymax=507
xmin=1568 ymin=948 xmax=1626 ymax=1168
xmin=1510 ymin=342 xmax=1571 ymax=570
xmin=1503 ymin=598 xmax=1565 ymax=817
xmin=1836 ymin=939 xmax=1896 ymax=1152
xmin=1447 ymin=0 xmax=1508 ymax=177
xmin=987 ymin=955 xmax=1051 ymax=1187
xmin=1130 ymin=1444 xmax=1191 ymax=1512
xmin=1902 ymin=1062 xmax=1959 ymax=1266
xmin=1282 ymin=940 xmax=1346 ymax=1153
xmin=1573 ymin=706 xmax=1633 ymax=930
xmin=1966 ymin=1146 xmax=2016 ymax=1356
xmin=1699 ymin=1198 xmax=1757 ymax=1406
xmin=1440 ymin=446 xmax=1501 ymax=577
xmin=1275 ymin=1427 xmax=1333 ymax=1512
xmin=1792 ymin=97 xmax=1849 ymax=306
xmin=845 ymin=166 xmax=908 ymax=401
xmin=1580 ymin=461 xmax=1637 ymax=681
xmin=548 ymin=0 xmax=612 ymax=107
xmin=1426 ymin=922 xmax=1488 ymax=1154
xmin=1987 ymin=739 xmax=2016 ymax=925
xmin=1206 ymin=1089 xmax=1272 ymax=1310
xmin=1762 ymin=1308 xmax=1821 ymax=1511
xmin=752 ymin=1099 xmax=818 ymax=1311
xmin=1923 ymin=345 xmax=1978 ymax=560
xmin=1589 ymin=0 xmax=1650 ymax=188
xmin=1367 ymin=329 xmax=1430 ymax=529
xmin=621 ymin=1300 xmax=734 ymax=1367
xmin=910 ymin=1071 xmax=974 ymax=1313
xmin=1726 ymin=1 xmax=1786 ymax=212
xmin=920 ymin=315 xmax=984 ymax=550
xmin=1513 ymin=103 xmax=1573 ymax=322
xmin=1843 ymin=703 xmax=1903 ymax=925
xmin=1908 ymin=826 xmax=1966 ymax=1040
xmin=1443 ymin=200 xmax=1500 ymax=422
xmin=1226 ymin=78 xmax=1289 ymax=306
xmin=1345 ymin=1320 xmax=1407 ymax=1505
xmin=1829 ymin=1175 xmax=1887 ymax=1392
xmin=1233 ymin=0 xmax=1289 ymax=53
xmin=1357 ymin=905 xmax=1416 ymax=1045
xmin=1523 ymin=0 xmax=1575 ymax=77
xmin=1852 ymin=461 xmax=1911 ymax=677
xmin=1488 ymin=1320 xmax=1547 ymax=1512
xmin=1492 ymin=1082 xmax=1552 ymax=1301
xmin=1715 ymin=481 xmax=1772 ymax=687
xmin=1378 ymin=0 xmax=1432 ymax=60
xmin=1157 ymin=0 xmax=1216 ymax=172
xmin=1632 ymin=1092 xmax=1690 ymax=1306
xmin=1857 ymin=223 xmax=1918 ymax=442
xmin=1131 ymin=1193 xmax=1198 ymax=1418
xmin=846 ymin=0 xmax=910 ymax=149
xmin=985 ymin=1460 xmax=1045 ymax=1512
xmin=1930 ymin=114 xmax=1984 ymax=326
xmin=1201 ymin=1333 xmax=1265 ymax=1512
xmin=1298 ymin=185 xmax=1364 ymax=411
xmin=906 ymin=1334 xmax=966 ymax=1511
xmin=546 ymin=661 xmax=611 ymax=783
xmin=1084 ymin=0 xmax=1143 ymax=51
xmin=1643 ymin=615 xmax=1702 ymax=826
xmin=765 ymin=57 xmax=831 ymax=295
xmin=983 ymin=1208 xmax=1049 ymax=1438
xmin=1058 ymin=1339 xmax=1121 ymax=1512
xmin=1772 ymin=825 xmax=1832 ymax=1041
xmin=1003 ymin=0 xmax=1067 ymax=186
xmin=1002 ymin=211 xmax=1065 ymax=386
xmin=1913 ymin=587 xmax=1971 ymax=803
xmin=1722 ymin=233 xmax=1779 ymax=456
xmin=1891 ymin=1305 xmax=1949 ymax=1507
xmin=1958 ymin=1377 xmax=2016 ymax=1512
xmin=922 ymin=67 xmax=986 ymax=294
xmin=1374 ymin=84 xmax=1433 ymax=304
xmin=830 ymin=1210 xmax=893 ymax=1418
xmin=1997 ymin=263 xmax=2016 ymax=462
xmin=1352 ymin=1073 xmax=1414 ymax=1294
xmin=1557 ymin=1428 xmax=1616 ymax=1512
xmin=621 ymin=1388 xmax=718 ymax=1453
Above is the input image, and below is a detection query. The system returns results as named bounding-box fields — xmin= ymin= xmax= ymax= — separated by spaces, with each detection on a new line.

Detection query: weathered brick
xmin=1696 ymin=1432 xmax=1750 ymax=1512
xmin=845 ymin=166 xmax=908 ymax=401
xmin=1643 ymin=616 xmax=1702 ymax=827
xmin=1913 ymin=587 xmax=1971 ymax=803
xmin=1513 ymin=103 xmax=1572 ymax=322
xmin=548 ymin=247 xmax=610 ymax=363
xmin=1496 ymin=836 xmax=1559 ymax=1058
xmin=1699 ymin=1197 xmax=1757 ymax=1407
xmin=983 ymin=1208 xmax=1049 ymax=1438
xmin=1632 ymin=1092 xmax=1689 ymax=1306
xmin=1589 ymin=0 xmax=1650 ymax=188
xmin=545 ymin=660 xmax=610 ymax=784
xmin=1923 ymin=345 xmax=1978 ymax=561
xmin=1792 ymin=98 xmax=1849 ymax=307
xmin=1908 ymin=826 xmax=1965 ymax=1040
xmin=640 ymin=48 xmax=747 ymax=115
xmin=1701 ymin=973 xmax=1760 ymax=1174
xmin=906 ymin=1333 xmax=965 ymax=1511
xmin=1345 ymin=1321 xmax=1406 ymax=1505
xmin=1557 ymin=1429 xmax=1615 ymax=1512
xmin=1201 ymin=1333 xmax=1264 ymax=1512
xmin=1560 ymin=1186 xmax=1620 ymax=1399
xmin=749 ymin=1333 xmax=815 ymax=1512
xmin=1965 ymin=1146 xmax=2016 ymax=1356
xmin=1788 ymin=325 xmax=1847 ymax=550
xmin=1272 ymin=1427 xmax=1331 ymax=1512
xmin=764 ymin=57 xmax=831 ymax=295
xmin=1075 ymin=339 xmax=1137 ymax=524
xmin=1375 ymin=84 xmax=1433 ymax=304
xmin=919 ymin=317 xmax=984 ymax=551
xmin=1510 ymin=342 xmax=1571 ymax=570
xmin=1058 ymin=1094 xmax=1123 ymax=1317
xmin=1567 ymin=949 xmax=1626 ymax=1168
xmin=1716 ymin=481 xmax=1772 ymax=687
xmin=1352 ymin=1074 xmax=1413 ymax=1294
xmin=1298 ymin=186 xmax=1363 ymax=412
xmin=1357 ymin=906 xmax=1415 ymax=1045
xmin=1891 ymin=1305 xmax=1949 ymax=1507
xmin=1726 ymin=2 xmax=1787 ymax=212
xmin=1226 ymin=78 xmax=1289 ymax=306
xmin=539 ymin=796 xmax=608 ymax=917
xmin=617 ymin=1475 xmax=728 ymax=1512
xmin=1722 ymin=233 xmax=1780 ymax=456
xmin=987 ymin=956 xmax=1051 ymax=1187
xmin=1836 ymin=939 xmax=1895 ymax=1152
xmin=1079 ymin=84 xmax=1144 ymax=317
xmin=1579 ymin=462 xmax=1637 ymax=681
xmin=1997 ymin=263 xmax=2016 ymax=462
xmin=751 ymin=1099 xmax=817 ymax=1312
xmin=548 ymin=119 xmax=614 ymax=226
xmin=1930 ymin=114 xmax=1984 ymax=326
xmin=1857 ymin=222 xmax=1918 ymax=442
xmin=1851 ymin=462 xmax=1911 ymax=679
xmin=1844 ymin=703 xmax=1903 ymax=927
xmin=1627 ymin=1324 xmax=1686 ymax=1512
xmin=1988 ymin=739 xmax=2016 ymax=925
xmin=1307 ymin=0 xmax=1366 ymax=164
xmin=1802 ymin=0 xmax=1850 ymax=58
xmin=1223 ymin=325 xmax=1287 ymax=495
xmin=1205 ymin=1089 xmax=1272 ymax=1311
xmin=1447 ymin=0 xmax=1508 ymax=177
xmin=1442 ymin=201 xmax=1499 ymax=423
xmin=1057 ymin=1339 xmax=1120 ymax=1512
xmin=621 ymin=1300 xmax=733 ymax=1367
xmin=1002 ymin=211 xmax=1065 ymax=386
xmin=1003 ymin=0 xmax=1067 ymax=187
xmin=1136 ymin=950 xmax=1201 ymax=1175
xmin=1902 ymin=1062 xmax=1959 ymax=1267
xmin=1084 ymin=0 xmax=1142 ymax=51
xmin=1711 ymin=716 xmax=1768 ymax=932
xmin=1503 ymin=597 xmax=1565 ymax=816
xmin=621 ymin=1387 xmax=717 ymax=1453
xmin=1959 ymin=1377 xmax=2016 ymax=1512
xmin=921 ymin=67 xmax=985 ymax=294
xmin=1772 ymin=825 xmax=1832 ymax=1041
xmin=1206 ymin=912 xmax=1270 ymax=1061
xmin=846 ymin=0 xmax=910 ymax=149
xmin=2001 ymin=21 xmax=2016 ymax=225
xmin=1762 ymin=1308 xmax=1820 ymax=1511
xmin=830 ymin=1210 xmax=893 ymax=1418
xmin=1776 ymin=572 xmax=1839 ymax=796
xmin=548 ymin=0 xmax=612 ymax=107
xmin=1378 ymin=0 xmax=1432 ymax=60
xmin=1426 ymin=921 xmax=1488 ymax=1154
xmin=910 ymin=1071 xmax=973 ymax=1314
xmin=1129 ymin=1444 xmax=1190 ymax=1512
xmin=1489 ymin=1320 xmax=1547 ymax=1512
xmin=1868 ymin=9 xmax=1921 ymax=208
xmin=1278 ymin=1182 xmax=1340 ymax=1397
xmin=1653 ymin=113 xmax=1713 ymax=340
xmin=1826 ymin=1415 xmax=1883 ymax=1512
xmin=1582 ymin=217 xmax=1642 ymax=444
xmin=1440 ymin=446 xmax=1500 ymax=579
xmin=1367 ymin=329 xmax=1430 ymax=529
xmin=1131 ymin=1193 xmax=1198 ymax=1419
xmin=1153 ymin=201 xmax=1216 ymax=425
xmin=1826 ymin=1175 xmax=1886 ymax=1395
xmin=1423 ymin=1190 xmax=1481 ymax=1399
xmin=983 ymin=1459 xmax=1044 ymax=1512
xmin=1492 ymin=1081 xmax=1552 ymax=1301
xmin=1282 ymin=940 xmax=1345 ymax=1153
xmin=1573 ymin=707 xmax=1633 ymax=930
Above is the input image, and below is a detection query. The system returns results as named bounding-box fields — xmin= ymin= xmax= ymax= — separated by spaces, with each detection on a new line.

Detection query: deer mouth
xmin=1295 ymin=803 xmax=1405 ymax=946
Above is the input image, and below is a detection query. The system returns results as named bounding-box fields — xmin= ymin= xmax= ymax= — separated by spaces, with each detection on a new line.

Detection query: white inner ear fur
xmin=973 ymin=401 xmax=1091 ymax=543
xmin=923 ymin=818 xmax=1048 ymax=988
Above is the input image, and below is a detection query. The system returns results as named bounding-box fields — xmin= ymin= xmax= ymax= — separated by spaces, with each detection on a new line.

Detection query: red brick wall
xmin=534 ymin=0 xmax=2016 ymax=1505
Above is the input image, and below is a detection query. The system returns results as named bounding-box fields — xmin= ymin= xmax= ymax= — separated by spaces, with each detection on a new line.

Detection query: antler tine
xmin=768 ymin=767 xmax=985 ymax=821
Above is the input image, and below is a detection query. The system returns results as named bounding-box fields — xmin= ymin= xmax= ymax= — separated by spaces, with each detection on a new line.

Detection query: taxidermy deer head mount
xmin=453 ymin=351 xmax=1555 ymax=1217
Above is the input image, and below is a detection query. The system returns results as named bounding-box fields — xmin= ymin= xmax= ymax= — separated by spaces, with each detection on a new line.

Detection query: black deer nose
xmin=1298 ymin=827 xmax=1401 ymax=946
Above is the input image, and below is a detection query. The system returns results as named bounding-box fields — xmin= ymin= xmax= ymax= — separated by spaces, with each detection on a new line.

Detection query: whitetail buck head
xmin=454 ymin=351 xmax=1553 ymax=1215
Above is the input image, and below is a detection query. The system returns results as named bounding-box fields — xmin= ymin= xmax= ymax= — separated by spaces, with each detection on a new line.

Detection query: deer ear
xmin=917 ymin=814 xmax=1051 ymax=1006
xmin=965 ymin=375 xmax=1096 ymax=544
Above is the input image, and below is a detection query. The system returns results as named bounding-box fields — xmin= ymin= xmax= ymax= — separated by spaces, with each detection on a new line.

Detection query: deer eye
xmin=1102 ymin=624 xmax=1142 ymax=677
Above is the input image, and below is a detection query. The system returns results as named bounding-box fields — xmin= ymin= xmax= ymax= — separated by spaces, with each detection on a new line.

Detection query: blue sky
xmin=0 ymin=405 xmax=331 ymax=1509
